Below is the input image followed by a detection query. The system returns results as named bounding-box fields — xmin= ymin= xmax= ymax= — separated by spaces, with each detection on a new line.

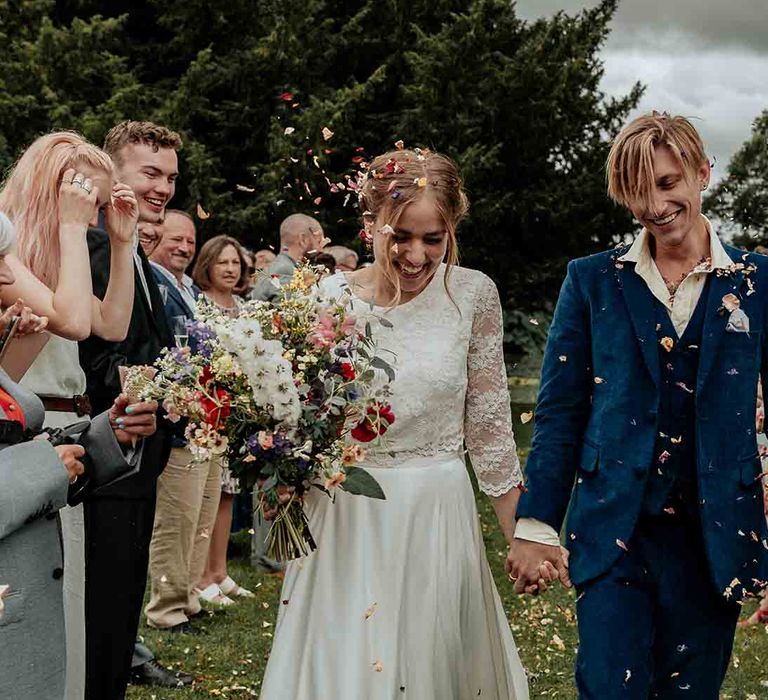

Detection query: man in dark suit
xmin=508 ymin=113 xmax=768 ymax=698
xmin=78 ymin=121 xmax=191 ymax=697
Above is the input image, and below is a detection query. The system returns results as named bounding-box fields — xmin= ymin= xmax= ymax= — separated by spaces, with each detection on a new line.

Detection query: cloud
xmin=601 ymin=45 xmax=768 ymax=181
xmin=516 ymin=0 xmax=768 ymax=52
xmin=515 ymin=0 xmax=768 ymax=182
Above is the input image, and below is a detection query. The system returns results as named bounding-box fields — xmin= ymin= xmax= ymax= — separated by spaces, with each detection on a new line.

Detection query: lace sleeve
xmin=464 ymin=274 xmax=523 ymax=496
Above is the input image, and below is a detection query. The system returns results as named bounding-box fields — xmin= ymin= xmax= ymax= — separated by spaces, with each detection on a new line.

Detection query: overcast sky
xmin=515 ymin=0 xmax=768 ymax=184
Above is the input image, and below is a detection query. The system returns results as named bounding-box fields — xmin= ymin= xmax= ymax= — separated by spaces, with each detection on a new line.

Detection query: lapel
xmin=136 ymin=247 xmax=172 ymax=343
xmin=696 ymin=251 xmax=744 ymax=394
xmin=617 ymin=262 xmax=661 ymax=389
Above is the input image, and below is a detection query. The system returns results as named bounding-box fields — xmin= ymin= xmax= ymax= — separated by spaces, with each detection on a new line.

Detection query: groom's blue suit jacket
xmin=518 ymin=243 xmax=768 ymax=598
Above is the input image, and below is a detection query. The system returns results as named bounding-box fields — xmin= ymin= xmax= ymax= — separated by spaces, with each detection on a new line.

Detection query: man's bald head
xmin=279 ymin=213 xmax=326 ymax=260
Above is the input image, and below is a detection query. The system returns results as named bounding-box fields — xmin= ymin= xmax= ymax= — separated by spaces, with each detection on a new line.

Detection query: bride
xmin=260 ymin=149 xmax=531 ymax=699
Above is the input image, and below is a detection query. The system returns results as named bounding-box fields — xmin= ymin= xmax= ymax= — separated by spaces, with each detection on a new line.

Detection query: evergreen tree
xmin=705 ymin=109 xmax=768 ymax=247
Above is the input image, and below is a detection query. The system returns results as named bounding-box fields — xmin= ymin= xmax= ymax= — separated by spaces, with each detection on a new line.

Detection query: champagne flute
xmin=172 ymin=315 xmax=189 ymax=347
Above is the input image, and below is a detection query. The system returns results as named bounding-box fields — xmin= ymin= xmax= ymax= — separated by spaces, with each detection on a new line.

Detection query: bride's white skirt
xmin=260 ymin=453 xmax=529 ymax=700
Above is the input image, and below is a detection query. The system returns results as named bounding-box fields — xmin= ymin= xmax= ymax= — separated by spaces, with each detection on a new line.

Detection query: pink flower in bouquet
xmin=340 ymin=314 xmax=357 ymax=337
xmin=308 ymin=314 xmax=337 ymax=349
xmin=351 ymin=402 xmax=396 ymax=443
xmin=162 ymin=399 xmax=183 ymax=423
xmin=325 ymin=471 xmax=346 ymax=490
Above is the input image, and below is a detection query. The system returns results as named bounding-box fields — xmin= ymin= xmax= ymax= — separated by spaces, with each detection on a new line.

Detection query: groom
xmin=508 ymin=113 xmax=768 ymax=697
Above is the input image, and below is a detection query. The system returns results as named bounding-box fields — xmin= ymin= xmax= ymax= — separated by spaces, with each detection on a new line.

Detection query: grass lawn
xmin=128 ymin=451 xmax=768 ymax=699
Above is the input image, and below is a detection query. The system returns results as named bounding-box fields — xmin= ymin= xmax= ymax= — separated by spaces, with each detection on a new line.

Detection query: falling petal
xmin=196 ymin=203 xmax=210 ymax=220
xmin=520 ymin=411 xmax=534 ymax=424
xmin=321 ymin=127 xmax=334 ymax=141
xmin=284 ymin=127 xmax=295 ymax=135
xmin=372 ymin=661 xmax=383 ymax=672
xmin=364 ymin=602 xmax=378 ymax=619
xmin=616 ymin=539 xmax=628 ymax=551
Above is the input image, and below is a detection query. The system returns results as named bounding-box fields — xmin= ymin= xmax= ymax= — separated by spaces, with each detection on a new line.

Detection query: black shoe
xmin=165 ymin=621 xmax=203 ymax=634
xmin=130 ymin=658 xmax=194 ymax=687
xmin=189 ymin=607 xmax=226 ymax=619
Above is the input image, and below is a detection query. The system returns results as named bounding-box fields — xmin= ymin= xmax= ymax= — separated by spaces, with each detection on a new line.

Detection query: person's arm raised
xmin=0 ymin=169 xmax=97 ymax=340
xmin=86 ymin=183 xmax=137 ymax=341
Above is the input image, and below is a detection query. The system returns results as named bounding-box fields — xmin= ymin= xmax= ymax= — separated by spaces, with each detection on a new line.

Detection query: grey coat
xmin=0 ymin=369 xmax=135 ymax=699
xmin=248 ymin=252 xmax=299 ymax=302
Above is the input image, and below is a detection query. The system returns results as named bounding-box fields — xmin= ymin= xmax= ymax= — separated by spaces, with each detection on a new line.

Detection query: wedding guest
xmin=306 ymin=250 xmax=337 ymax=275
xmin=324 ymin=245 xmax=358 ymax=272
xmin=0 ymin=130 xmax=138 ymax=699
xmin=191 ymin=235 xmax=255 ymax=603
xmin=138 ymin=220 xmax=163 ymax=257
xmin=0 ymin=211 xmax=158 ymax=700
xmin=254 ymin=248 xmax=276 ymax=270
xmin=233 ymin=247 xmax=255 ymax=297
xmin=78 ymin=121 xmax=193 ymax=694
xmin=510 ymin=113 xmax=768 ymax=697
xmin=260 ymin=149 xmax=530 ymax=699
xmin=144 ymin=211 xmax=226 ymax=631
xmin=248 ymin=213 xmax=325 ymax=301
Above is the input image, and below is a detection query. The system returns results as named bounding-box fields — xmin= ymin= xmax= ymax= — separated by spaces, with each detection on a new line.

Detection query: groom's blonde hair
xmin=606 ymin=113 xmax=708 ymax=209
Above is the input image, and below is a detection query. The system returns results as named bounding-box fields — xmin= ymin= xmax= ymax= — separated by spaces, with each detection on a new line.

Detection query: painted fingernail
xmin=125 ymin=406 xmax=134 ymax=415
xmin=116 ymin=417 xmax=125 ymax=426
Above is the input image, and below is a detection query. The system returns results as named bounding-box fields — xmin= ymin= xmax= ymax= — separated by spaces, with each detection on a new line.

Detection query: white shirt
xmin=149 ymin=260 xmax=197 ymax=316
xmin=515 ymin=217 xmax=733 ymax=548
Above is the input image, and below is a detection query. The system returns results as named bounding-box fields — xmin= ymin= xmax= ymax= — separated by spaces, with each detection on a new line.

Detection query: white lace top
xmin=320 ymin=265 xmax=523 ymax=497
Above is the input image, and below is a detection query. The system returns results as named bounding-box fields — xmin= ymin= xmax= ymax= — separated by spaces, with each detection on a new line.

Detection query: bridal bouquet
xmin=124 ymin=266 xmax=395 ymax=560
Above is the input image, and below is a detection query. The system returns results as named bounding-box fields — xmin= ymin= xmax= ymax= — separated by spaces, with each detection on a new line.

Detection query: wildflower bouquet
xmin=126 ymin=266 xmax=395 ymax=561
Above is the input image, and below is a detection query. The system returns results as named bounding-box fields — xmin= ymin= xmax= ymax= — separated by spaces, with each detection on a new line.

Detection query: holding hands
xmin=506 ymin=539 xmax=571 ymax=595
xmin=108 ymin=394 xmax=159 ymax=446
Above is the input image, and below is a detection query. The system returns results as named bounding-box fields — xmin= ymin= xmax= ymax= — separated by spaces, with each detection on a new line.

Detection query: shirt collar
xmin=150 ymin=260 xmax=194 ymax=291
xmin=618 ymin=216 xmax=731 ymax=270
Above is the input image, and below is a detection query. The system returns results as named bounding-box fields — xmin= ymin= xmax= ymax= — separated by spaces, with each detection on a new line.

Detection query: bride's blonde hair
xmin=0 ymin=131 xmax=114 ymax=288
xmin=358 ymin=148 xmax=468 ymax=306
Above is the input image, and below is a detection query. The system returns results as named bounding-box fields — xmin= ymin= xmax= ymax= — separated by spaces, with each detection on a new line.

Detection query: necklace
xmin=661 ymin=256 xmax=711 ymax=299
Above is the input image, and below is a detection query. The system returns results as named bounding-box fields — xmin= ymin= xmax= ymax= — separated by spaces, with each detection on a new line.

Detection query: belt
xmin=39 ymin=394 xmax=92 ymax=417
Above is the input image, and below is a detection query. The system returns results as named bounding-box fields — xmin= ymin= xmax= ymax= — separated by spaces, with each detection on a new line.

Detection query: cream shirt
xmin=515 ymin=217 xmax=733 ymax=548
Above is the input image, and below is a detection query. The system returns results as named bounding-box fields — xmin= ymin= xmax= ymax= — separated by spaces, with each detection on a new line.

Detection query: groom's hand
xmin=506 ymin=539 xmax=572 ymax=595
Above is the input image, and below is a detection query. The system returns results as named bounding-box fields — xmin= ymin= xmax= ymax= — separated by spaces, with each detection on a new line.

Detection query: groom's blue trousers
xmin=574 ymin=510 xmax=740 ymax=699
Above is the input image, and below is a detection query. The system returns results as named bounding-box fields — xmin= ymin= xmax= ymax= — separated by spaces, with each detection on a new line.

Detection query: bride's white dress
xmin=259 ymin=265 xmax=529 ymax=700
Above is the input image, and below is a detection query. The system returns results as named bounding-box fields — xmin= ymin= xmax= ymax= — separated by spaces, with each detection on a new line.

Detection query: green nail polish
xmin=125 ymin=406 xmax=134 ymax=415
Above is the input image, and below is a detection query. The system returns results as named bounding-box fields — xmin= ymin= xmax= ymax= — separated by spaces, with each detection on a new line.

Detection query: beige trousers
xmin=145 ymin=446 xmax=222 ymax=628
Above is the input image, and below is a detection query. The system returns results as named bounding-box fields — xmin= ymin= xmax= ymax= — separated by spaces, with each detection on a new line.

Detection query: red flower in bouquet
xmin=200 ymin=386 xmax=232 ymax=430
xmin=351 ymin=402 xmax=395 ymax=443
xmin=339 ymin=362 xmax=356 ymax=381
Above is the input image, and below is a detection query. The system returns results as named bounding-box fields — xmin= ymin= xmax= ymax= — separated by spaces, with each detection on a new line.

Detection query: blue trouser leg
xmin=575 ymin=512 xmax=739 ymax=699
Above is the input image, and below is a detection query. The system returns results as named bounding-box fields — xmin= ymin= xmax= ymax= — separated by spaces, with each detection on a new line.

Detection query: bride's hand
xmin=260 ymin=484 xmax=295 ymax=520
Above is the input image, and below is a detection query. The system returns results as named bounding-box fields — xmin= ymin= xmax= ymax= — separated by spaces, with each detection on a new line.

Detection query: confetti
xmin=624 ymin=669 xmax=632 ymax=683
xmin=372 ymin=661 xmax=383 ymax=672
xmin=321 ymin=127 xmax=334 ymax=141
xmin=284 ymin=127 xmax=295 ymax=135
xmin=394 ymin=140 xmax=405 ymax=150
xmin=594 ymin=377 xmax=605 ymax=384
xmin=529 ymin=318 xmax=540 ymax=326
xmin=415 ymin=176 xmax=427 ymax=187
xmin=364 ymin=603 xmax=378 ymax=619
xmin=559 ymin=355 xmax=567 ymax=362
xmin=616 ymin=539 xmax=628 ymax=551
xmin=236 ymin=184 xmax=255 ymax=193
xmin=279 ymin=91 xmax=294 ymax=102
xmin=722 ymin=293 xmax=740 ymax=312
xmin=196 ymin=203 xmax=211 ymax=220
xmin=659 ymin=451 xmax=671 ymax=463
xmin=660 ymin=337 xmax=674 ymax=352
xmin=520 ymin=411 xmax=534 ymax=424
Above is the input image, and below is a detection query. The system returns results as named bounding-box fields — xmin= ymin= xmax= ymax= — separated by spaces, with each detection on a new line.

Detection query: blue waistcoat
xmin=642 ymin=279 xmax=709 ymax=516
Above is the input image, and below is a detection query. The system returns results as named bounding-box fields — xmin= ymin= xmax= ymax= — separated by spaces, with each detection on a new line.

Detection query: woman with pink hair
xmin=0 ymin=130 xmax=138 ymax=698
